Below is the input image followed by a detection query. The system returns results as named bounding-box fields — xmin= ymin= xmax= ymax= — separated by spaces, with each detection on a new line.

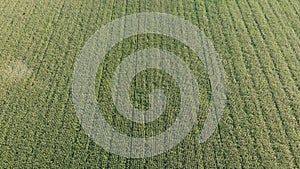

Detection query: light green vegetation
xmin=0 ymin=0 xmax=299 ymax=168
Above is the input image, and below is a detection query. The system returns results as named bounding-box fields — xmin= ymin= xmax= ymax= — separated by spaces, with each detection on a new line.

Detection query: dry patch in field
xmin=0 ymin=60 xmax=32 ymax=85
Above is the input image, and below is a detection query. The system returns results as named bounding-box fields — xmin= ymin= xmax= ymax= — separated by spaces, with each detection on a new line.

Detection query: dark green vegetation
xmin=0 ymin=0 xmax=299 ymax=168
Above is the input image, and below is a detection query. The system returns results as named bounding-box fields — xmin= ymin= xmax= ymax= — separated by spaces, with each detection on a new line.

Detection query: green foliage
xmin=0 ymin=0 xmax=299 ymax=168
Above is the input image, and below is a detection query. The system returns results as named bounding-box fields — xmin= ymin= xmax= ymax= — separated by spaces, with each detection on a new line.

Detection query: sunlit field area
xmin=0 ymin=0 xmax=299 ymax=168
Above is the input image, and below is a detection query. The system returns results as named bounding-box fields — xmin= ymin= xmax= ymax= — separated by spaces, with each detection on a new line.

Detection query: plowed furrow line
xmin=204 ymin=1 xmax=243 ymax=168
xmin=0 ymin=0 xmax=19 ymax=39
xmin=26 ymin=2 xmax=66 ymax=165
xmin=288 ymin=0 xmax=300 ymax=21
xmin=266 ymin=0 xmax=300 ymax=88
xmin=217 ymin=1 xmax=266 ymax=168
xmin=237 ymin=0 xmax=296 ymax=167
xmin=192 ymin=1 xmax=211 ymax=168
xmin=224 ymin=1 xmax=274 ymax=167
xmin=48 ymin=1 xmax=98 ymax=167
xmin=100 ymin=0 xmax=128 ymax=168
xmin=234 ymin=0 xmax=284 ymax=167
xmin=34 ymin=1 xmax=65 ymax=78
xmin=247 ymin=1 xmax=299 ymax=167
xmin=258 ymin=0 xmax=300 ymax=125
xmin=203 ymin=1 xmax=245 ymax=168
